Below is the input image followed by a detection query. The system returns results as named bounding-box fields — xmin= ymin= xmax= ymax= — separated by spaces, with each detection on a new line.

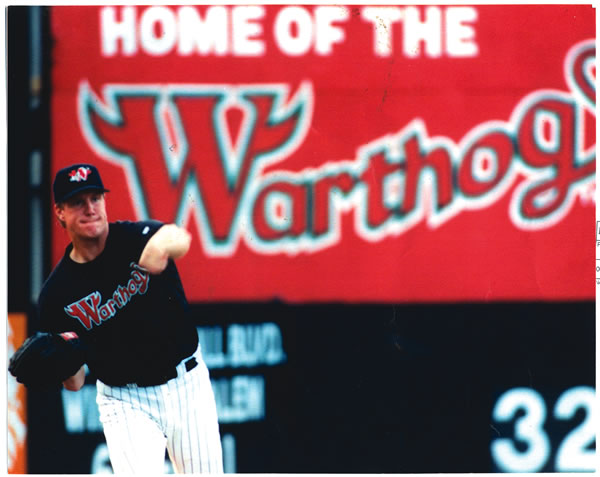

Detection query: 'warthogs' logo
xmin=78 ymin=81 xmax=313 ymax=256
xmin=78 ymin=40 xmax=595 ymax=256
xmin=64 ymin=263 xmax=150 ymax=330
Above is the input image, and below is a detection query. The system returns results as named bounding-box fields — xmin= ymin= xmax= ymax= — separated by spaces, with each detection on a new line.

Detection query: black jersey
xmin=38 ymin=220 xmax=198 ymax=386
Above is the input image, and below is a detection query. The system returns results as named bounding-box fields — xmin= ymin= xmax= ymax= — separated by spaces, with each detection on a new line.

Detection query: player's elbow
xmin=162 ymin=224 xmax=192 ymax=259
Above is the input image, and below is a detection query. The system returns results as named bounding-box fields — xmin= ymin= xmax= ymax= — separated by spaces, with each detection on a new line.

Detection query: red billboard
xmin=51 ymin=5 xmax=595 ymax=302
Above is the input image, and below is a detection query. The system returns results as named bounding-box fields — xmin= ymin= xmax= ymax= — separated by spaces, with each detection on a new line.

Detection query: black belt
xmin=130 ymin=357 xmax=198 ymax=387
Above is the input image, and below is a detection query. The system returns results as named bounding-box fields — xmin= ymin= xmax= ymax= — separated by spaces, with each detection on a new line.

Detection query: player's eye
xmin=68 ymin=197 xmax=87 ymax=208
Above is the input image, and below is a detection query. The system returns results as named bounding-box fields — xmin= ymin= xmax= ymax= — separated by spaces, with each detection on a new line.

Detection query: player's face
xmin=55 ymin=191 xmax=108 ymax=240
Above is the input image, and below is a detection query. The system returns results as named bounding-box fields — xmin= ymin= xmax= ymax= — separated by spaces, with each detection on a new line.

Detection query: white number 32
xmin=491 ymin=386 xmax=595 ymax=472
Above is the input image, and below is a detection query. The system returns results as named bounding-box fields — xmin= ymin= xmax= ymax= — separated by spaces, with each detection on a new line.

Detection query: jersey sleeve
xmin=116 ymin=220 xmax=165 ymax=254
xmin=36 ymin=286 xmax=63 ymax=334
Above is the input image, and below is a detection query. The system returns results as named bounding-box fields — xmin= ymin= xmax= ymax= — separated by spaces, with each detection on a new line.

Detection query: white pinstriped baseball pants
xmin=96 ymin=347 xmax=223 ymax=474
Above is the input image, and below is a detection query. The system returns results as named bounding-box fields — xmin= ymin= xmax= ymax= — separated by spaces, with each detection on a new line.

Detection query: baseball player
xmin=33 ymin=163 xmax=223 ymax=473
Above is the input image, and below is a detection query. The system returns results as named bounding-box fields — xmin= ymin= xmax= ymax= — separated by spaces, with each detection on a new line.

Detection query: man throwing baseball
xmin=27 ymin=163 xmax=223 ymax=473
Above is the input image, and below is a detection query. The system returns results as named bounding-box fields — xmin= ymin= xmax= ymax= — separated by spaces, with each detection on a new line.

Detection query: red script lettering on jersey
xmin=64 ymin=263 xmax=150 ymax=330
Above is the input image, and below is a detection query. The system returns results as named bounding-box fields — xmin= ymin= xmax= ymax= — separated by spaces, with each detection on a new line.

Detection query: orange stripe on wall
xmin=8 ymin=313 xmax=27 ymax=474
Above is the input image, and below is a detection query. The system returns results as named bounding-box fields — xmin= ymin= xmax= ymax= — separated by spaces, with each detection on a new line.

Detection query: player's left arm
xmin=138 ymin=224 xmax=192 ymax=274
xmin=63 ymin=365 xmax=86 ymax=391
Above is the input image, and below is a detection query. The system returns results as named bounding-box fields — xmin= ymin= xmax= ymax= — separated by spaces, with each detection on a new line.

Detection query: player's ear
xmin=54 ymin=203 xmax=66 ymax=228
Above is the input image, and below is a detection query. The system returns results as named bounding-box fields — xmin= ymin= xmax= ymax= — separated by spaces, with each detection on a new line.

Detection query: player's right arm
xmin=138 ymin=224 xmax=192 ymax=274
xmin=63 ymin=366 xmax=85 ymax=391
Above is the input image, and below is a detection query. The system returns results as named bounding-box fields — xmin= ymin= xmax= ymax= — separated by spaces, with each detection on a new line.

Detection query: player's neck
xmin=70 ymin=231 xmax=109 ymax=263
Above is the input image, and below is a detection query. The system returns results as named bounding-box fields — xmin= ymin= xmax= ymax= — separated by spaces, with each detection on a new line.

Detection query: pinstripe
xmin=205 ymin=366 xmax=223 ymax=472
xmin=181 ymin=373 xmax=193 ymax=473
xmin=176 ymin=377 xmax=186 ymax=473
xmin=188 ymin=370 xmax=201 ymax=473
xmin=129 ymin=387 xmax=143 ymax=471
xmin=195 ymin=368 xmax=210 ymax=472
xmin=161 ymin=382 xmax=173 ymax=468
xmin=119 ymin=387 xmax=135 ymax=472
xmin=135 ymin=386 xmax=141 ymax=416
xmin=108 ymin=385 xmax=117 ymax=423
xmin=140 ymin=386 xmax=149 ymax=419
xmin=151 ymin=386 xmax=165 ymax=434
xmin=167 ymin=378 xmax=182 ymax=472
xmin=183 ymin=378 xmax=190 ymax=473
xmin=156 ymin=383 xmax=169 ymax=435
xmin=204 ymin=370 xmax=218 ymax=473
xmin=157 ymin=384 xmax=175 ymax=462
xmin=123 ymin=387 xmax=138 ymax=471
xmin=168 ymin=378 xmax=180 ymax=472
xmin=196 ymin=367 xmax=207 ymax=471
xmin=193 ymin=371 xmax=204 ymax=473
xmin=188 ymin=376 xmax=198 ymax=471
xmin=201 ymin=370 xmax=214 ymax=472
xmin=141 ymin=386 xmax=157 ymax=430
xmin=183 ymin=374 xmax=195 ymax=473
xmin=133 ymin=386 xmax=141 ymax=413
xmin=174 ymin=377 xmax=185 ymax=473
xmin=179 ymin=377 xmax=189 ymax=474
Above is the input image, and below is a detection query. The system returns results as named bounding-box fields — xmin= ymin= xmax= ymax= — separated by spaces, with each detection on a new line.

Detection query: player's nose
xmin=83 ymin=198 xmax=95 ymax=213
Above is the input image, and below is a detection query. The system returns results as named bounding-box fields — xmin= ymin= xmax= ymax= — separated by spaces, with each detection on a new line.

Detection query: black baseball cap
xmin=53 ymin=163 xmax=110 ymax=203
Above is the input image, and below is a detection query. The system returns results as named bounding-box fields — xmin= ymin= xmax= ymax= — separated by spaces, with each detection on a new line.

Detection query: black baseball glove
xmin=8 ymin=331 xmax=87 ymax=391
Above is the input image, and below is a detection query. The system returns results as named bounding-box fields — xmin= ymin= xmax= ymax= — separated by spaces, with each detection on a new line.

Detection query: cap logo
xmin=69 ymin=166 xmax=92 ymax=182
xmin=59 ymin=331 xmax=78 ymax=341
